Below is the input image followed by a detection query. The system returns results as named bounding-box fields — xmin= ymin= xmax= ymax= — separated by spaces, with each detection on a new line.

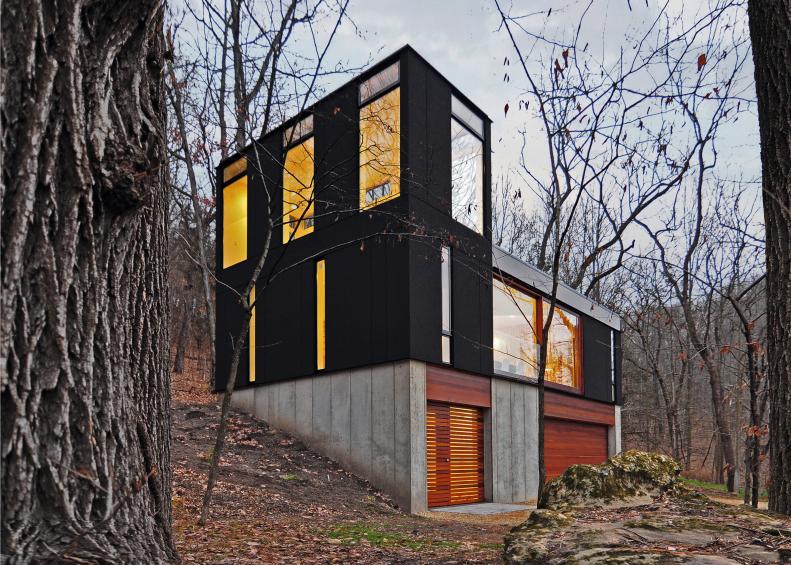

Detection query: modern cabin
xmin=215 ymin=45 xmax=622 ymax=513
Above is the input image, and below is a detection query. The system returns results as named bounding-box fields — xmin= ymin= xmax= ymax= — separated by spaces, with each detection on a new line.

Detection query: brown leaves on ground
xmin=171 ymin=365 xmax=507 ymax=564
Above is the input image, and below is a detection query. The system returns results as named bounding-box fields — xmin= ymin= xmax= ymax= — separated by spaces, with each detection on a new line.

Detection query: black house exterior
xmin=215 ymin=46 xmax=622 ymax=512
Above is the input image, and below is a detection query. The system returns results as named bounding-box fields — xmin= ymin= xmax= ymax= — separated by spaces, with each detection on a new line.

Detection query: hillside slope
xmin=171 ymin=366 xmax=509 ymax=564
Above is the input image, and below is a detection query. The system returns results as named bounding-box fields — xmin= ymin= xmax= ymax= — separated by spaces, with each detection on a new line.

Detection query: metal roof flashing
xmin=492 ymin=245 xmax=622 ymax=331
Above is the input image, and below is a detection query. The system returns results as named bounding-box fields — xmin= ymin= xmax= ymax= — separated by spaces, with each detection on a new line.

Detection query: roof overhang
xmin=492 ymin=245 xmax=622 ymax=331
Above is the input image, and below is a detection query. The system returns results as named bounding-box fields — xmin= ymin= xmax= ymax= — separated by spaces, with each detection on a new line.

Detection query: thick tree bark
xmin=747 ymin=0 xmax=791 ymax=516
xmin=1 ymin=0 xmax=177 ymax=562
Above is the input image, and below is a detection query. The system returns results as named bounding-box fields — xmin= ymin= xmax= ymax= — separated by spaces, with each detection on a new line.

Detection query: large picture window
xmin=222 ymin=157 xmax=248 ymax=269
xmin=493 ymin=277 xmax=582 ymax=390
xmin=493 ymin=278 xmax=539 ymax=378
xmin=283 ymin=136 xmax=315 ymax=243
xmin=359 ymin=87 xmax=400 ymax=209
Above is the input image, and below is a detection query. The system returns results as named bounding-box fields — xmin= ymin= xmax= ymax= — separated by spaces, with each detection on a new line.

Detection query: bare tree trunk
xmin=747 ymin=0 xmax=791 ymax=516
xmin=166 ymin=57 xmax=216 ymax=381
xmin=1 ymin=0 xmax=177 ymax=562
xmin=173 ymin=299 xmax=193 ymax=374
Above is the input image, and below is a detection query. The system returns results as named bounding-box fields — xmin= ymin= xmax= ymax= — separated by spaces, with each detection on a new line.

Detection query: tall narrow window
xmin=451 ymin=105 xmax=484 ymax=234
xmin=492 ymin=278 xmax=539 ymax=378
xmin=249 ymin=286 xmax=256 ymax=383
xmin=222 ymin=157 xmax=248 ymax=268
xmin=283 ymin=136 xmax=315 ymax=243
xmin=544 ymin=302 xmax=581 ymax=389
xmin=441 ymin=246 xmax=452 ymax=364
xmin=316 ymin=259 xmax=326 ymax=371
xmin=359 ymin=87 xmax=400 ymax=209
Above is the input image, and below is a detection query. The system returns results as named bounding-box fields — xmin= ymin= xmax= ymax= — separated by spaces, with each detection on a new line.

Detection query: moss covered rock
xmin=540 ymin=450 xmax=683 ymax=510
xmin=503 ymin=510 xmax=570 ymax=563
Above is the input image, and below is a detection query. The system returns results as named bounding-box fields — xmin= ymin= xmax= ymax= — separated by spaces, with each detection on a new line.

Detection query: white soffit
xmin=492 ymin=245 xmax=622 ymax=331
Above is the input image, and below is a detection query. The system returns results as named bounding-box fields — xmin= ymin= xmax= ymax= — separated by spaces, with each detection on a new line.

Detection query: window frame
xmin=282 ymin=133 xmax=316 ymax=243
xmin=316 ymin=258 xmax=326 ymax=371
xmin=441 ymin=245 xmax=452 ymax=364
xmin=492 ymin=272 xmax=584 ymax=393
xmin=450 ymin=116 xmax=485 ymax=234
xmin=359 ymin=61 xmax=400 ymax=105
xmin=358 ymin=84 xmax=402 ymax=210
xmin=221 ymin=157 xmax=248 ymax=269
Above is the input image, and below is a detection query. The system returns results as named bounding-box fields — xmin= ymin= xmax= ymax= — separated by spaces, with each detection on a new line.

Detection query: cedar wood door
xmin=545 ymin=418 xmax=608 ymax=479
xmin=426 ymin=402 xmax=485 ymax=507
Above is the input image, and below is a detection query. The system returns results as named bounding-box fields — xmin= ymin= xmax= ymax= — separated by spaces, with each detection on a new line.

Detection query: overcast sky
xmin=314 ymin=0 xmax=761 ymax=193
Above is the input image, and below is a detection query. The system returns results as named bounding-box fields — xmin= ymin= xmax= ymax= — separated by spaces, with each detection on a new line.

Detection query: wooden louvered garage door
xmin=426 ymin=402 xmax=484 ymax=507
xmin=545 ymin=418 xmax=608 ymax=479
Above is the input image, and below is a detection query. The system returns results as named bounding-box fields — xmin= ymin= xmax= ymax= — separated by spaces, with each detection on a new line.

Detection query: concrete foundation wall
xmin=230 ymin=360 xmax=428 ymax=513
xmin=490 ymin=379 xmax=539 ymax=504
xmin=608 ymin=405 xmax=622 ymax=457
xmin=232 ymin=364 xmax=622 ymax=513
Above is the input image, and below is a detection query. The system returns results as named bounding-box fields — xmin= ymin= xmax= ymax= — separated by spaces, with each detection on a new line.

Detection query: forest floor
xmin=171 ymin=357 xmax=790 ymax=564
xmin=171 ymin=359 xmax=511 ymax=564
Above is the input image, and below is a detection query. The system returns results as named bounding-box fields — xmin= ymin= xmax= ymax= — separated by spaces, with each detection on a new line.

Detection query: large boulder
xmin=540 ymin=450 xmax=685 ymax=510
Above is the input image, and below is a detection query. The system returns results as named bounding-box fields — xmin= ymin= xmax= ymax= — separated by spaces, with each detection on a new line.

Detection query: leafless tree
xmin=493 ymin=0 xmax=752 ymax=500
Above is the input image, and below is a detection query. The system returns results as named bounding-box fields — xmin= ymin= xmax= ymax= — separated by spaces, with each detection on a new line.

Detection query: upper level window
xmin=451 ymin=117 xmax=484 ymax=234
xmin=493 ymin=278 xmax=539 ymax=378
xmin=283 ymin=114 xmax=313 ymax=147
xmin=544 ymin=302 xmax=581 ymax=389
xmin=222 ymin=157 xmax=248 ymax=268
xmin=493 ymin=277 xmax=582 ymax=390
xmin=359 ymin=61 xmax=399 ymax=104
xmin=359 ymin=87 xmax=400 ymax=209
xmin=451 ymin=96 xmax=484 ymax=234
xmin=283 ymin=135 xmax=315 ymax=243
xmin=452 ymin=95 xmax=484 ymax=137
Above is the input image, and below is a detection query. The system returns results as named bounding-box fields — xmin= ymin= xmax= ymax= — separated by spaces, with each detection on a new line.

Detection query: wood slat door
xmin=545 ymin=418 xmax=608 ymax=479
xmin=427 ymin=402 xmax=484 ymax=507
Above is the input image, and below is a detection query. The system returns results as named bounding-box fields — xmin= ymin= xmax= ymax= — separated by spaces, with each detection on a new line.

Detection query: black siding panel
xmin=583 ymin=316 xmax=614 ymax=403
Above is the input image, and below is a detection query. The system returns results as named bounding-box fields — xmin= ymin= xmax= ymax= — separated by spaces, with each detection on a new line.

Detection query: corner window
xmin=283 ymin=136 xmax=315 ymax=243
xmin=222 ymin=157 xmax=248 ymax=269
xmin=544 ymin=302 xmax=581 ymax=389
xmin=359 ymin=87 xmax=400 ymax=209
xmin=492 ymin=278 xmax=583 ymax=390
xmin=441 ymin=246 xmax=452 ymax=364
xmin=451 ymin=96 xmax=484 ymax=234
xmin=493 ymin=278 xmax=539 ymax=378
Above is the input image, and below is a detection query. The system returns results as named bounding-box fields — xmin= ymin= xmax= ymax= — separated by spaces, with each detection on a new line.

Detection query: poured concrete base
xmin=230 ymin=360 xmax=428 ymax=513
xmin=431 ymin=502 xmax=533 ymax=515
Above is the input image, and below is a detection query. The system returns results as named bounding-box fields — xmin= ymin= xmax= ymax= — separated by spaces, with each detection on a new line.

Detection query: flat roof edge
xmin=492 ymin=245 xmax=623 ymax=331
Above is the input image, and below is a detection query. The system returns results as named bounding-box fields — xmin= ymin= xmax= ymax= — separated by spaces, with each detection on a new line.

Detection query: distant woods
xmin=493 ymin=0 xmax=768 ymax=505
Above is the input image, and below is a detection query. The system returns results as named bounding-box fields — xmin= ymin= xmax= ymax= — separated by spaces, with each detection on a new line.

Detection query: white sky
xmin=311 ymin=0 xmax=761 ymax=195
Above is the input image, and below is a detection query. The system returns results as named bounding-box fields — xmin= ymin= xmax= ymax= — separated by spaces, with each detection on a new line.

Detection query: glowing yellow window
xmin=283 ymin=137 xmax=315 ymax=243
xmin=316 ymin=260 xmax=326 ymax=370
xmin=359 ymin=88 xmax=400 ymax=209
xmin=544 ymin=302 xmax=581 ymax=389
xmin=223 ymin=176 xmax=247 ymax=268
xmin=249 ymin=286 xmax=256 ymax=382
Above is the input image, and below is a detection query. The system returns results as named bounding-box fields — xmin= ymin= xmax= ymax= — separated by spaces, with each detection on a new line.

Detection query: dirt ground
xmin=171 ymin=357 xmax=791 ymax=564
xmin=171 ymin=360 xmax=509 ymax=564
